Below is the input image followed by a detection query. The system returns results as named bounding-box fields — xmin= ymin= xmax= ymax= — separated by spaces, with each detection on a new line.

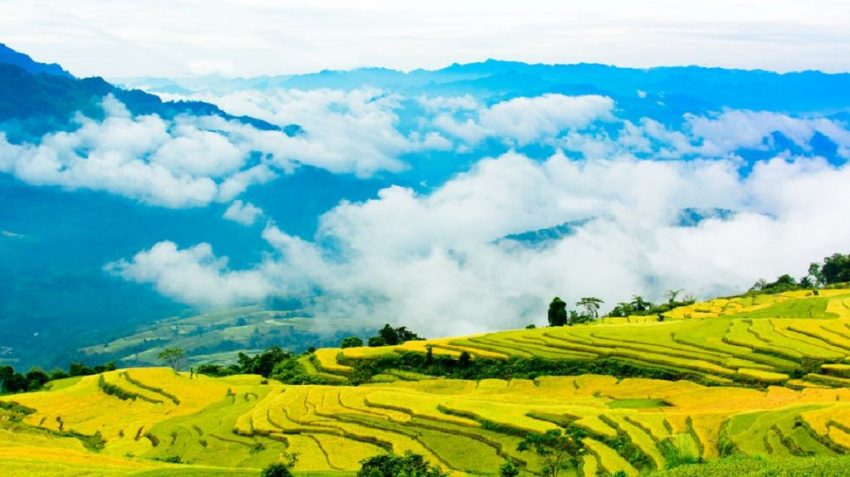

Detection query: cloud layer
xmin=110 ymin=150 xmax=850 ymax=336
xmin=6 ymin=84 xmax=850 ymax=338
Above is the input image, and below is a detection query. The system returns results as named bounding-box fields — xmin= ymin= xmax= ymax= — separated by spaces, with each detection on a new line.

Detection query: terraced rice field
xmin=5 ymin=291 xmax=850 ymax=475
xmin=318 ymin=290 xmax=850 ymax=389
xmin=5 ymin=366 xmax=850 ymax=475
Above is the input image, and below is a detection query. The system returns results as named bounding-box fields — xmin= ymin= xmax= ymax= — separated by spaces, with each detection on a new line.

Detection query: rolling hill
xmin=4 ymin=290 xmax=850 ymax=476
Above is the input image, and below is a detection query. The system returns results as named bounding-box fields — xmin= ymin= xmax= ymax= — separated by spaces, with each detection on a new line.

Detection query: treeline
xmin=340 ymin=350 xmax=698 ymax=386
xmin=546 ymin=291 xmax=695 ymax=327
xmin=195 ymin=346 xmax=324 ymax=385
xmin=749 ymin=253 xmax=850 ymax=294
xmin=194 ymin=323 xmax=428 ymax=385
xmin=0 ymin=361 xmax=116 ymax=394
xmin=340 ymin=324 xmax=423 ymax=349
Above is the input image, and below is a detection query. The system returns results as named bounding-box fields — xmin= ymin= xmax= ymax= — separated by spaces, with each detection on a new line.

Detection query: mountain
xmin=123 ymin=59 xmax=850 ymax=115
xmin=0 ymin=43 xmax=71 ymax=77
xmin=0 ymin=45 xmax=293 ymax=142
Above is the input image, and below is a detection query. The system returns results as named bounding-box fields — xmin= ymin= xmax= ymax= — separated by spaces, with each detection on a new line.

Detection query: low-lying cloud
xmin=6 ymin=85 xmax=849 ymax=337
xmin=109 ymin=150 xmax=850 ymax=336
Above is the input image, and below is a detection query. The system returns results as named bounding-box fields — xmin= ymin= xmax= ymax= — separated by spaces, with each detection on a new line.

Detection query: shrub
xmin=357 ymin=451 xmax=449 ymax=477
xmin=261 ymin=462 xmax=293 ymax=477
xmin=341 ymin=336 xmax=364 ymax=348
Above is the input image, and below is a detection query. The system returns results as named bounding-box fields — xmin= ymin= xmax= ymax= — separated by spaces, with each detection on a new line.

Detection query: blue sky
xmin=1 ymin=0 xmax=849 ymax=77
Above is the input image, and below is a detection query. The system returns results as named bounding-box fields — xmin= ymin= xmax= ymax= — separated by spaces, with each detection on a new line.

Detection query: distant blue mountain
xmin=500 ymin=219 xmax=594 ymax=246
xmin=0 ymin=45 xmax=295 ymax=142
xmin=0 ymin=43 xmax=71 ymax=77
xmin=126 ymin=60 xmax=850 ymax=116
xmin=677 ymin=208 xmax=736 ymax=227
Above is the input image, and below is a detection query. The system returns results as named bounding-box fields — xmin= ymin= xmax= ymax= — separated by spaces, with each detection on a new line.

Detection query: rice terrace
xmin=6 ymin=285 xmax=850 ymax=476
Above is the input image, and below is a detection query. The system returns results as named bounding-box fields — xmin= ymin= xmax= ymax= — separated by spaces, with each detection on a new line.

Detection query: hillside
xmin=316 ymin=289 xmax=850 ymax=389
xmin=5 ymin=291 xmax=850 ymax=475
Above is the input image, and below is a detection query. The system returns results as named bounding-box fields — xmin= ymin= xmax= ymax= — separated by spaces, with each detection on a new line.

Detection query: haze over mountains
xmin=2 ymin=44 xmax=850 ymax=369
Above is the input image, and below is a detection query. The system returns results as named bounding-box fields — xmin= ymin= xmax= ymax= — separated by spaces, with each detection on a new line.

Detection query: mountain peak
xmin=0 ymin=43 xmax=72 ymax=77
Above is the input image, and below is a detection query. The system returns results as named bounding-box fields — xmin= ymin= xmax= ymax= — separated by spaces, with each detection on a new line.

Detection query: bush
xmin=499 ymin=461 xmax=520 ymax=477
xmin=261 ymin=462 xmax=293 ymax=477
xmin=341 ymin=336 xmax=364 ymax=348
xmin=357 ymin=451 xmax=449 ymax=477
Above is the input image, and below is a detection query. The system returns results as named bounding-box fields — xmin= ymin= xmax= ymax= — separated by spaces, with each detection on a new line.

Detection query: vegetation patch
xmin=607 ymin=399 xmax=669 ymax=410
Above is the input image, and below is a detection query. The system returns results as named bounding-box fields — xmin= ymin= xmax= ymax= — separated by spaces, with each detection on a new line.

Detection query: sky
xmin=2 ymin=0 xmax=849 ymax=78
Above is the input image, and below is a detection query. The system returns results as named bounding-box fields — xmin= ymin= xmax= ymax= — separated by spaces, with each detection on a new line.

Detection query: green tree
xmin=379 ymin=324 xmax=401 ymax=346
xmin=664 ymin=289 xmax=684 ymax=304
xmin=25 ymin=368 xmax=49 ymax=391
xmin=821 ymin=253 xmax=850 ymax=285
xmin=158 ymin=347 xmax=186 ymax=371
xmin=548 ymin=297 xmax=568 ymax=327
xmin=517 ymin=428 xmax=587 ymax=477
xmin=68 ymin=362 xmax=94 ymax=376
xmin=368 ymin=336 xmax=387 ymax=347
xmin=576 ymin=297 xmax=604 ymax=320
xmin=357 ymin=451 xmax=448 ymax=477
xmin=630 ymin=296 xmax=651 ymax=313
xmin=499 ymin=460 xmax=520 ymax=477
xmin=809 ymin=262 xmax=824 ymax=286
xmin=340 ymin=336 xmax=364 ymax=348
xmin=261 ymin=451 xmax=298 ymax=477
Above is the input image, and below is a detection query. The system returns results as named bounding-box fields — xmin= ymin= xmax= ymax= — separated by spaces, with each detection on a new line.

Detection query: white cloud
xmin=106 ymin=241 xmax=275 ymax=307
xmin=187 ymin=88 xmax=439 ymax=177
xmin=110 ymin=148 xmax=850 ymax=337
xmin=0 ymin=96 xmax=295 ymax=208
xmin=0 ymin=92 xmax=439 ymax=207
xmin=435 ymin=94 xmax=615 ymax=147
xmin=223 ymin=200 xmax=264 ymax=226
xmin=686 ymin=110 xmax=850 ymax=155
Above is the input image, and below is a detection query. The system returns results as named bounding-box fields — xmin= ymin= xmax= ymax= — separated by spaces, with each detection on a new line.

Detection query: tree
xmin=458 ymin=351 xmax=472 ymax=368
xmin=630 ymin=296 xmax=651 ymax=313
xmin=25 ymin=368 xmax=50 ymax=390
xmin=1 ymin=372 xmax=27 ymax=393
xmin=821 ymin=253 xmax=850 ymax=285
xmin=261 ymin=451 xmax=298 ymax=477
xmin=750 ymin=279 xmax=769 ymax=292
xmin=0 ymin=365 xmax=13 ymax=384
xmin=517 ymin=428 xmax=587 ymax=477
xmin=499 ymin=461 xmax=520 ymax=477
xmin=357 ymin=451 xmax=449 ymax=477
xmin=576 ymin=297 xmax=604 ymax=320
xmin=664 ymin=289 xmax=684 ymax=304
xmin=548 ymin=297 xmax=568 ymax=327
xmin=340 ymin=336 xmax=364 ymax=348
xmin=68 ymin=362 xmax=94 ymax=377
xmin=379 ymin=324 xmax=401 ymax=346
xmin=367 ymin=325 xmax=424 ymax=347
xmin=239 ymin=346 xmax=293 ymax=378
xmin=809 ymin=262 xmax=824 ymax=286
xmin=368 ymin=336 xmax=387 ymax=347
xmin=158 ymin=347 xmax=186 ymax=371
